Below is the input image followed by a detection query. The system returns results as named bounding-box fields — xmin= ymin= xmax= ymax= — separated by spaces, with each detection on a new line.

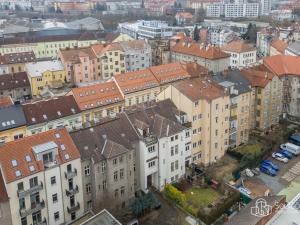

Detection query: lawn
xmin=185 ymin=187 xmax=221 ymax=208
xmin=235 ymin=143 xmax=264 ymax=156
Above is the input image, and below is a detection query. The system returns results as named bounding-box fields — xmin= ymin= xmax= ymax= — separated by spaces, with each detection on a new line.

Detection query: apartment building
xmin=168 ymin=41 xmax=230 ymax=73
xmin=0 ymin=51 xmax=36 ymax=74
xmin=25 ymin=60 xmax=66 ymax=97
xmin=213 ymin=70 xmax=252 ymax=147
xmin=119 ymin=40 xmax=152 ymax=72
xmin=126 ymin=100 xmax=192 ymax=191
xmin=70 ymin=113 xmax=137 ymax=213
xmin=270 ymin=39 xmax=288 ymax=56
xmin=175 ymin=12 xmax=193 ymax=25
xmin=263 ymin=55 xmax=300 ymax=120
xmin=0 ymin=104 xmax=27 ymax=143
xmin=0 ymin=170 xmax=12 ymax=225
xmin=260 ymin=0 xmax=271 ymax=15
xmin=0 ymin=72 xmax=31 ymax=101
xmin=91 ymin=43 xmax=126 ymax=80
xmin=22 ymin=96 xmax=82 ymax=135
xmin=69 ymin=81 xmax=124 ymax=124
xmin=241 ymin=67 xmax=283 ymax=130
xmin=0 ymin=32 xmax=103 ymax=58
xmin=157 ymin=78 xmax=230 ymax=166
xmin=0 ymin=128 xmax=85 ymax=225
xmin=222 ymin=40 xmax=257 ymax=69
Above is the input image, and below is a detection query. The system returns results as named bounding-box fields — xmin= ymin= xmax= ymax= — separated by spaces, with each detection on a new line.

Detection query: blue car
xmin=260 ymin=164 xmax=277 ymax=176
xmin=278 ymin=150 xmax=293 ymax=159
xmin=262 ymin=160 xmax=279 ymax=171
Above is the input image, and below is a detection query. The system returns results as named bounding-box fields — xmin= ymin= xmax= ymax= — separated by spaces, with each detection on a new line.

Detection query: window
xmin=115 ymin=189 xmax=118 ymax=198
xmin=29 ymin=177 xmax=38 ymax=188
xmin=193 ymin=115 xmax=197 ymax=121
xmin=86 ymin=184 xmax=91 ymax=194
xmin=51 ymin=176 xmax=56 ymax=185
xmin=114 ymin=171 xmax=118 ymax=181
xmin=148 ymin=160 xmax=155 ymax=168
xmin=185 ymin=145 xmax=190 ymax=151
xmin=17 ymin=182 xmax=24 ymax=191
xmin=171 ymin=136 xmax=174 ymax=142
xmin=171 ymin=146 xmax=174 ymax=156
xmin=84 ymin=165 xmax=90 ymax=176
xmin=120 ymin=169 xmax=124 ymax=179
xmin=215 ymin=143 xmax=218 ymax=149
xmin=21 ymin=217 xmax=27 ymax=225
xmin=175 ymin=145 xmax=179 ymax=154
xmin=102 ymin=180 xmax=107 ymax=190
xmin=52 ymin=194 xmax=58 ymax=203
xmin=87 ymin=200 xmax=92 ymax=209
xmin=148 ymin=145 xmax=155 ymax=153
xmin=215 ymin=117 xmax=218 ymax=123
xmin=194 ymin=101 xmax=199 ymax=106
xmin=101 ymin=162 xmax=106 ymax=173
xmin=171 ymin=162 xmax=174 ymax=172
xmin=119 ymin=156 xmax=123 ymax=163
xmin=54 ymin=212 xmax=59 ymax=221
xmin=113 ymin=159 xmax=117 ymax=165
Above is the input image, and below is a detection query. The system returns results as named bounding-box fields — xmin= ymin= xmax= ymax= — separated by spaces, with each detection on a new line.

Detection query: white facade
xmin=207 ymin=4 xmax=222 ymax=17
xmin=0 ymin=0 xmax=32 ymax=10
xmin=260 ymin=0 xmax=272 ymax=15
xmin=223 ymin=50 xmax=257 ymax=68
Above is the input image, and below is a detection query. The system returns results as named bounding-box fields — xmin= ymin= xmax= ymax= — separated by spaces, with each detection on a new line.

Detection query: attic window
xmin=71 ymin=108 xmax=75 ymax=113
xmin=32 ymin=117 xmax=36 ymax=122
xmin=1 ymin=122 xmax=6 ymax=127
xmin=64 ymin=154 xmax=70 ymax=160
xmin=25 ymin=155 xmax=31 ymax=162
xmin=15 ymin=170 xmax=21 ymax=177
xmin=57 ymin=111 xmax=62 ymax=116
xmin=43 ymin=114 xmax=47 ymax=120
xmin=55 ymin=133 xmax=60 ymax=139
xmin=11 ymin=159 xmax=18 ymax=167
xmin=11 ymin=120 xmax=15 ymax=125
xmin=60 ymin=144 xmax=65 ymax=150
xmin=29 ymin=165 xmax=35 ymax=172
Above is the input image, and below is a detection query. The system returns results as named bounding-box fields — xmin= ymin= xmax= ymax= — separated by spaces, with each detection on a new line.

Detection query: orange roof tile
xmin=91 ymin=42 xmax=123 ymax=56
xmin=270 ymin=39 xmax=288 ymax=54
xmin=263 ymin=55 xmax=300 ymax=76
xmin=176 ymin=12 xmax=193 ymax=19
xmin=181 ymin=62 xmax=209 ymax=78
xmin=114 ymin=69 xmax=160 ymax=94
xmin=171 ymin=32 xmax=193 ymax=42
xmin=0 ymin=128 xmax=80 ymax=183
xmin=71 ymin=81 xmax=124 ymax=111
xmin=222 ymin=40 xmax=256 ymax=53
xmin=150 ymin=62 xmax=191 ymax=84
xmin=173 ymin=78 xmax=227 ymax=102
xmin=241 ymin=68 xmax=275 ymax=88
xmin=171 ymin=41 xmax=230 ymax=60
xmin=60 ymin=46 xmax=96 ymax=63
xmin=0 ymin=96 xmax=13 ymax=107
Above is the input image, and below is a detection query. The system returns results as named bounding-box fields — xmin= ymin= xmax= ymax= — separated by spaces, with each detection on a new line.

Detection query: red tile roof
xmin=60 ymin=46 xmax=96 ymax=63
xmin=0 ymin=51 xmax=36 ymax=65
xmin=71 ymin=81 xmax=124 ymax=111
xmin=0 ymin=72 xmax=30 ymax=91
xmin=0 ymin=128 xmax=81 ymax=183
xmin=173 ymin=78 xmax=227 ymax=102
xmin=263 ymin=55 xmax=300 ymax=76
xmin=171 ymin=41 xmax=230 ymax=60
xmin=0 ymin=96 xmax=14 ymax=107
xmin=171 ymin=32 xmax=193 ymax=42
xmin=222 ymin=40 xmax=256 ymax=53
xmin=91 ymin=42 xmax=123 ymax=55
xmin=114 ymin=69 xmax=160 ymax=94
xmin=270 ymin=39 xmax=288 ymax=54
xmin=241 ymin=68 xmax=275 ymax=88
xmin=150 ymin=62 xmax=190 ymax=84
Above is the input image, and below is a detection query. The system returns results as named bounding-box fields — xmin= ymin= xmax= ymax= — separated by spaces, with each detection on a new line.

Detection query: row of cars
xmin=260 ymin=134 xmax=300 ymax=176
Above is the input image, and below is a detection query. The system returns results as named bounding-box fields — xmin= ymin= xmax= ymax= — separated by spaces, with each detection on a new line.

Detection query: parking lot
xmin=253 ymin=151 xmax=300 ymax=194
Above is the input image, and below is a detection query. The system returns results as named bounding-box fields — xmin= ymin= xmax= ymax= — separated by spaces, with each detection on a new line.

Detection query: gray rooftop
xmin=287 ymin=41 xmax=300 ymax=56
xmin=32 ymin=141 xmax=58 ymax=154
xmin=0 ymin=105 xmax=26 ymax=131
xmin=80 ymin=209 xmax=122 ymax=225
xmin=213 ymin=70 xmax=252 ymax=96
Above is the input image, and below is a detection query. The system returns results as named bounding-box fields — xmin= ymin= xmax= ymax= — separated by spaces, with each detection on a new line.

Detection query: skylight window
xmin=64 ymin=154 xmax=70 ymax=160
xmin=15 ymin=170 xmax=21 ymax=177
xmin=32 ymin=117 xmax=36 ymax=122
xmin=11 ymin=159 xmax=18 ymax=167
xmin=43 ymin=114 xmax=47 ymax=120
xmin=11 ymin=120 xmax=15 ymax=125
xmin=57 ymin=111 xmax=62 ymax=116
xmin=29 ymin=165 xmax=35 ymax=172
xmin=25 ymin=155 xmax=31 ymax=162
xmin=1 ymin=122 xmax=6 ymax=127
xmin=71 ymin=108 xmax=75 ymax=113
xmin=55 ymin=133 xmax=61 ymax=139
xmin=60 ymin=144 xmax=66 ymax=150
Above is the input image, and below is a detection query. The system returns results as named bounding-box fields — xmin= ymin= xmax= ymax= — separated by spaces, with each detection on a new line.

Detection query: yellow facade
xmin=30 ymin=69 xmax=66 ymax=96
xmin=0 ymin=126 xmax=27 ymax=143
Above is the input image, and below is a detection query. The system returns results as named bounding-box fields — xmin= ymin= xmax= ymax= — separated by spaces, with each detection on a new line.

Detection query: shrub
xmin=164 ymin=184 xmax=186 ymax=207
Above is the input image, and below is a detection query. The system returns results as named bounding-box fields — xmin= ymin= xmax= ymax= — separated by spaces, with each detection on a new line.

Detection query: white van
xmin=280 ymin=143 xmax=300 ymax=156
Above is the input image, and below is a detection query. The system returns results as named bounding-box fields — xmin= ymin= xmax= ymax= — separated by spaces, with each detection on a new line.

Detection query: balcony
xmin=17 ymin=182 xmax=43 ymax=198
xmin=229 ymin=127 xmax=237 ymax=134
xmin=66 ymin=185 xmax=79 ymax=196
xmin=44 ymin=160 xmax=58 ymax=169
xmin=143 ymin=135 xmax=158 ymax=146
xmin=19 ymin=200 xmax=45 ymax=217
xmin=230 ymin=115 xmax=237 ymax=121
xmin=65 ymin=168 xmax=77 ymax=179
xmin=67 ymin=202 xmax=80 ymax=214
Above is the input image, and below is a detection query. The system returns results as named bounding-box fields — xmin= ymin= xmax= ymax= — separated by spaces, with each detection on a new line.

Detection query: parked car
xmin=288 ymin=134 xmax=300 ymax=146
xmin=259 ymin=164 xmax=277 ymax=176
xmin=245 ymin=168 xmax=254 ymax=177
xmin=272 ymin=153 xmax=288 ymax=163
xmin=280 ymin=143 xmax=300 ymax=156
xmin=262 ymin=160 xmax=279 ymax=171
xmin=252 ymin=168 xmax=260 ymax=175
xmin=238 ymin=187 xmax=252 ymax=195
xmin=278 ymin=150 xmax=293 ymax=159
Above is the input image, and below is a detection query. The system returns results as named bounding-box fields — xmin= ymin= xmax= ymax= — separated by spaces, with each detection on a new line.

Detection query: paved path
xmin=281 ymin=161 xmax=300 ymax=182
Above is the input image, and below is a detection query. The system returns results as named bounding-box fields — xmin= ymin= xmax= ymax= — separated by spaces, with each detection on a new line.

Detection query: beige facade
xmin=157 ymin=79 xmax=230 ymax=166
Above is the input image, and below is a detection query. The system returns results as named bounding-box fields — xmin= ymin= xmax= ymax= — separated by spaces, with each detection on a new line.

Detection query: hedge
xmin=164 ymin=184 xmax=186 ymax=207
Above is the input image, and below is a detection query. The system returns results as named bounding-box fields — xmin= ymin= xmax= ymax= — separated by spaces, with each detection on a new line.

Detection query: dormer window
xmin=25 ymin=155 xmax=31 ymax=162
xmin=11 ymin=159 xmax=18 ymax=167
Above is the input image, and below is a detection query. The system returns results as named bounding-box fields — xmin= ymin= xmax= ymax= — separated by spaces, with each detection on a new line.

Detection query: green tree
xmin=194 ymin=25 xmax=200 ymax=42
xmin=242 ymin=23 xmax=258 ymax=43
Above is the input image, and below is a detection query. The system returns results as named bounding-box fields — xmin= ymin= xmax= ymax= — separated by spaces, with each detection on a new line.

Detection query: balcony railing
xmin=67 ymin=202 xmax=80 ymax=214
xmin=66 ymin=185 xmax=79 ymax=196
xmin=19 ymin=200 xmax=45 ymax=217
xmin=65 ymin=168 xmax=77 ymax=179
xmin=17 ymin=182 xmax=43 ymax=198
xmin=143 ymin=135 xmax=158 ymax=146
